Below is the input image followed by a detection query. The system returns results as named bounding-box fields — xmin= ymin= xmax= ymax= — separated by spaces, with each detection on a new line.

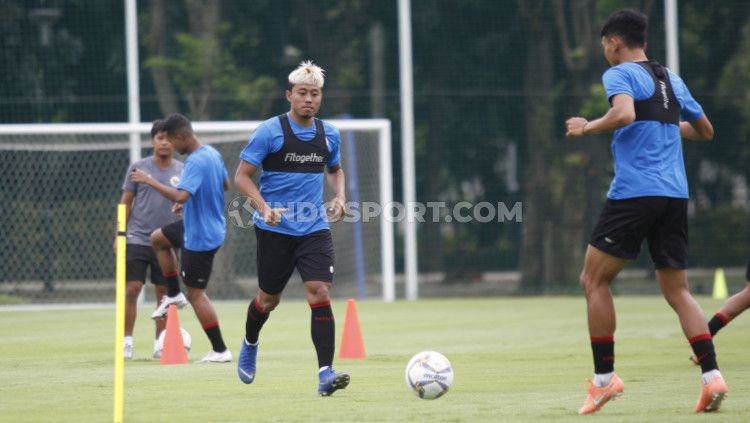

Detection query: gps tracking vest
xmin=262 ymin=114 xmax=330 ymax=173
xmin=633 ymin=60 xmax=681 ymax=125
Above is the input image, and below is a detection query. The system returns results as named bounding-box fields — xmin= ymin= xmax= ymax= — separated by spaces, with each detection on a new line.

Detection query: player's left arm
xmin=680 ymin=115 xmax=714 ymax=141
xmin=324 ymin=126 xmax=346 ymax=222
xmin=130 ymin=169 xmax=191 ymax=203
xmin=566 ymin=93 xmax=635 ymax=137
xmin=675 ymin=78 xmax=714 ymax=141
xmin=326 ymin=165 xmax=346 ymax=222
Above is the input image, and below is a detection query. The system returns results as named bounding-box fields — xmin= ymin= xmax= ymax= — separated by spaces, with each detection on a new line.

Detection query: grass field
xmin=1 ymin=296 xmax=749 ymax=422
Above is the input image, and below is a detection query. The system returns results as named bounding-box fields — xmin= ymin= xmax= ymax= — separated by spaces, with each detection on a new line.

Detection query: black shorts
xmin=589 ymin=196 xmax=688 ymax=269
xmin=162 ymin=220 xmax=184 ymax=249
xmin=126 ymin=244 xmax=164 ymax=285
xmin=181 ymin=247 xmax=219 ymax=289
xmin=255 ymin=227 xmax=335 ymax=295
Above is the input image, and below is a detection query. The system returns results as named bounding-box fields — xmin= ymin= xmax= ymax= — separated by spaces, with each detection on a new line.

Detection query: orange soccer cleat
xmin=695 ymin=374 xmax=728 ymax=413
xmin=578 ymin=373 xmax=625 ymax=415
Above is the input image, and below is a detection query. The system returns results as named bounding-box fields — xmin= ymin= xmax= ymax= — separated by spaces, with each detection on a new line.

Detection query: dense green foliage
xmin=1 ymin=1 xmax=748 ymax=291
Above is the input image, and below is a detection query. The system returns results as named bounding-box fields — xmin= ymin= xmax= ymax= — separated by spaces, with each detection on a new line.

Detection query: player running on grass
xmin=117 ymin=119 xmax=183 ymax=359
xmin=565 ymin=9 xmax=727 ymax=414
xmin=131 ymin=113 xmax=232 ymax=363
xmin=234 ymin=61 xmax=349 ymax=396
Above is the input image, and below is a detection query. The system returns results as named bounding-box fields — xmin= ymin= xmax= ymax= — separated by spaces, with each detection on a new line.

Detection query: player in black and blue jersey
xmin=564 ymin=9 xmax=726 ymax=414
xmin=234 ymin=61 xmax=349 ymax=396
xmin=131 ymin=113 xmax=232 ymax=364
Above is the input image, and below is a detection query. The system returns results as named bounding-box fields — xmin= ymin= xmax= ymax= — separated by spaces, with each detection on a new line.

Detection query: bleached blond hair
xmin=287 ymin=60 xmax=325 ymax=89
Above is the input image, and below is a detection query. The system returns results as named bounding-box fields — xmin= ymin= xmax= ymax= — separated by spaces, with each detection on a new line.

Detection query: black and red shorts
xmin=255 ymin=227 xmax=334 ymax=295
xmin=589 ymin=196 xmax=688 ymax=269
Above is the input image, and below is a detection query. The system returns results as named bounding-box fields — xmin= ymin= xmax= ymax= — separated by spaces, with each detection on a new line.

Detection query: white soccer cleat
xmin=198 ymin=349 xmax=233 ymax=363
xmin=151 ymin=293 xmax=188 ymax=320
xmin=123 ymin=343 xmax=134 ymax=360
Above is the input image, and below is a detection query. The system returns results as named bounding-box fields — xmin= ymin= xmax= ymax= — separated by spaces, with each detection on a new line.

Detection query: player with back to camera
xmin=234 ymin=61 xmax=350 ymax=396
xmin=117 ymin=119 xmax=183 ymax=359
xmin=564 ymin=8 xmax=727 ymax=414
xmin=130 ymin=113 xmax=232 ymax=363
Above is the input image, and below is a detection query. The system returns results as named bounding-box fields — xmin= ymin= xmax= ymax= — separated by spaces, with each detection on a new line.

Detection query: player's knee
xmin=259 ymin=296 xmax=280 ymax=312
xmin=306 ymin=283 xmax=330 ymax=302
xmin=579 ymin=271 xmax=602 ymax=294
xmin=150 ymin=230 xmax=169 ymax=249
xmin=125 ymin=282 xmax=142 ymax=301
xmin=579 ymin=271 xmax=589 ymax=289
xmin=185 ymin=288 xmax=205 ymax=304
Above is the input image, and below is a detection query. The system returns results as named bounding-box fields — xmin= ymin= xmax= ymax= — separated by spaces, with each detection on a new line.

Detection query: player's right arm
xmin=566 ymin=66 xmax=636 ymax=137
xmin=566 ymin=94 xmax=635 ymax=137
xmin=234 ymin=161 xmax=285 ymax=226
xmin=235 ymin=124 xmax=286 ymax=225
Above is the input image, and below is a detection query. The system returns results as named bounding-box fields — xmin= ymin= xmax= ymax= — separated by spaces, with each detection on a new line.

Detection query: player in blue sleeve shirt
xmin=131 ymin=113 xmax=232 ymax=364
xmin=234 ymin=61 xmax=350 ymax=396
xmin=563 ymin=9 xmax=726 ymax=414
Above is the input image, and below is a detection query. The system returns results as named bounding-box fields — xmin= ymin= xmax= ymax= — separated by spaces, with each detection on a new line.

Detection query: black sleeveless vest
xmin=261 ymin=114 xmax=330 ymax=173
xmin=633 ymin=61 xmax=681 ymax=125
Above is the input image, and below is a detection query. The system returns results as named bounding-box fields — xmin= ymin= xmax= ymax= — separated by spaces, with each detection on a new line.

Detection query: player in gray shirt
xmin=116 ymin=119 xmax=183 ymax=359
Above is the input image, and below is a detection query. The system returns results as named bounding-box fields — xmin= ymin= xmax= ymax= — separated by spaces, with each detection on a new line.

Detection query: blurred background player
xmin=116 ymin=119 xmax=183 ymax=359
xmin=234 ymin=61 xmax=349 ymax=396
xmin=691 ymin=258 xmax=750 ymax=359
xmin=131 ymin=113 xmax=232 ymax=363
xmin=564 ymin=9 xmax=726 ymax=414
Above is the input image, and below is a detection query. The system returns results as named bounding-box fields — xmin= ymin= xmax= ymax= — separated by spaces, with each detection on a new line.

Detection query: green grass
xmin=1 ymin=297 xmax=749 ymax=422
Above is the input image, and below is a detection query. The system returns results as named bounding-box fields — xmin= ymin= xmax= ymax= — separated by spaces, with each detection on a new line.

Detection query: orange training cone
xmin=338 ymin=298 xmax=366 ymax=359
xmin=160 ymin=305 xmax=188 ymax=365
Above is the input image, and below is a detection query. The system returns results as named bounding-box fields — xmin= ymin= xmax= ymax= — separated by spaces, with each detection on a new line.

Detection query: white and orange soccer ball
xmin=405 ymin=351 xmax=454 ymax=400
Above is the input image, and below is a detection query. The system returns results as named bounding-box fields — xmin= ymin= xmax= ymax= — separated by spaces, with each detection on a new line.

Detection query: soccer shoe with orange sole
xmin=578 ymin=373 xmax=625 ymax=415
xmin=695 ymin=374 xmax=728 ymax=412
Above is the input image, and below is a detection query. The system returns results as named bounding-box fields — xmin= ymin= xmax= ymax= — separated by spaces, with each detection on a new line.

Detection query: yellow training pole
xmin=114 ymin=204 xmax=126 ymax=423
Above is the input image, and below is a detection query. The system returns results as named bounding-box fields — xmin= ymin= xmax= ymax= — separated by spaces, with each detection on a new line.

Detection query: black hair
xmin=600 ymin=8 xmax=648 ymax=48
xmin=150 ymin=118 xmax=165 ymax=138
xmin=162 ymin=113 xmax=193 ymax=138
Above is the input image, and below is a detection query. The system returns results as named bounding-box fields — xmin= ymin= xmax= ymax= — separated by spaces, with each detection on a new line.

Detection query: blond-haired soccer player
xmin=234 ymin=61 xmax=349 ymax=396
xmin=565 ymin=9 xmax=726 ymax=414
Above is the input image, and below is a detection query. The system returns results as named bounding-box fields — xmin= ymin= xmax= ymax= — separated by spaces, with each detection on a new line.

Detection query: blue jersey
xmin=177 ymin=145 xmax=228 ymax=251
xmin=602 ymin=62 xmax=704 ymax=199
xmin=239 ymin=113 xmax=341 ymax=236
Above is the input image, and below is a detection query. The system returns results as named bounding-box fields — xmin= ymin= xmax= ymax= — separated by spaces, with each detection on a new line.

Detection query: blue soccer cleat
xmin=318 ymin=367 xmax=350 ymax=396
xmin=237 ymin=338 xmax=258 ymax=384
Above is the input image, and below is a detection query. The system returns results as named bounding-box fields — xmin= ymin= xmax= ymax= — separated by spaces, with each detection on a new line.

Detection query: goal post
xmin=0 ymin=119 xmax=395 ymax=303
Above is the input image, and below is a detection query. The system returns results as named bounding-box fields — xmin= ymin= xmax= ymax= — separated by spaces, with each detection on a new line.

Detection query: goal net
xmin=0 ymin=120 xmax=394 ymax=304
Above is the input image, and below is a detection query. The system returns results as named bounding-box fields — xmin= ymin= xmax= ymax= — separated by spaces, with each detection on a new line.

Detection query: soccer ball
xmin=156 ymin=327 xmax=192 ymax=353
xmin=405 ymin=351 xmax=454 ymax=400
